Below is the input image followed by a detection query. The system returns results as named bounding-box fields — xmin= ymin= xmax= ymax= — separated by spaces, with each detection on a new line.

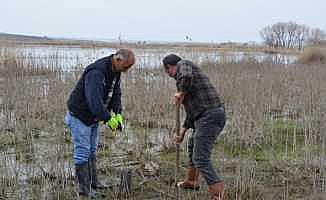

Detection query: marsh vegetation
xmin=0 ymin=44 xmax=326 ymax=200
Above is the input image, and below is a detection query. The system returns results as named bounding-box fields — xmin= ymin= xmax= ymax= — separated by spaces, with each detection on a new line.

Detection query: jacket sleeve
xmin=84 ymin=70 xmax=110 ymax=122
xmin=108 ymin=74 xmax=122 ymax=114
xmin=182 ymin=114 xmax=194 ymax=129
xmin=176 ymin=61 xmax=193 ymax=93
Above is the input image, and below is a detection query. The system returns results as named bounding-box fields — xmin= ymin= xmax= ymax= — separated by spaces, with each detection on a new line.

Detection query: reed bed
xmin=0 ymin=45 xmax=325 ymax=199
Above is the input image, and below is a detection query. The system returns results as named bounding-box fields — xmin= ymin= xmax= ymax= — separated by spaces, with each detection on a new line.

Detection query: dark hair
xmin=162 ymin=54 xmax=182 ymax=69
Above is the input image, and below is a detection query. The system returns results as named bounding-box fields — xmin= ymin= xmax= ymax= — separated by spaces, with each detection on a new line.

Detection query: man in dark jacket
xmin=163 ymin=54 xmax=226 ymax=200
xmin=65 ymin=49 xmax=135 ymax=198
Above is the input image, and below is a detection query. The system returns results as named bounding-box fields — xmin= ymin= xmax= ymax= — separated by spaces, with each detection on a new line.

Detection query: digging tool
xmin=175 ymin=103 xmax=180 ymax=200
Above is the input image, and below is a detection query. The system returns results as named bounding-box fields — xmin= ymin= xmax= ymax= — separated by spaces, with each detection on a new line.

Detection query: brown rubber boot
xmin=208 ymin=181 xmax=225 ymax=200
xmin=176 ymin=166 xmax=200 ymax=190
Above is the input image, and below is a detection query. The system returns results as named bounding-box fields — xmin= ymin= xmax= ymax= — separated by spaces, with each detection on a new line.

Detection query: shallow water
xmin=3 ymin=45 xmax=297 ymax=71
xmin=0 ymin=125 xmax=169 ymax=180
xmin=0 ymin=123 xmax=174 ymax=199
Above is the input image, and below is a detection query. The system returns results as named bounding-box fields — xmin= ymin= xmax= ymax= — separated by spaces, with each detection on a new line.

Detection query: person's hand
xmin=106 ymin=116 xmax=119 ymax=131
xmin=115 ymin=114 xmax=124 ymax=131
xmin=173 ymin=92 xmax=185 ymax=105
xmin=175 ymin=134 xmax=184 ymax=145
xmin=106 ymin=114 xmax=124 ymax=131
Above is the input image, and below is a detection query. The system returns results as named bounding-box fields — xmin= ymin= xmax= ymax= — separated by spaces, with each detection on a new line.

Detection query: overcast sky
xmin=1 ymin=0 xmax=325 ymax=43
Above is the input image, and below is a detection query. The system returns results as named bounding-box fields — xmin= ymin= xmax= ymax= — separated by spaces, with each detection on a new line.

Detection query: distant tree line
xmin=260 ymin=22 xmax=326 ymax=49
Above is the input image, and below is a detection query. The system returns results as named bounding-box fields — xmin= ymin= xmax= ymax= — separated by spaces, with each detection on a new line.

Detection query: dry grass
xmin=1 ymin=46 xmax=326 ymax=199
xmin=297 ymin=47 xmax=326 ymax=64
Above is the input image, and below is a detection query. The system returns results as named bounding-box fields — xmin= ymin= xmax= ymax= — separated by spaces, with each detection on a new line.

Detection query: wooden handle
xmin=175 ymin=103 xmax=180 ymax=199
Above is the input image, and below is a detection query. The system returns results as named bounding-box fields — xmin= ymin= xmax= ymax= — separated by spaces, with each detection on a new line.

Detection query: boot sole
xmin=176 ymin=182 xmax=200 ymax=190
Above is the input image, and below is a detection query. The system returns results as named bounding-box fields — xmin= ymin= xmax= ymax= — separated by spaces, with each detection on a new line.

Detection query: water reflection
xmin=4 ymin=46 xmax=297 ymax=71
xmin=0 ymin=125 xmax=169 ymax=182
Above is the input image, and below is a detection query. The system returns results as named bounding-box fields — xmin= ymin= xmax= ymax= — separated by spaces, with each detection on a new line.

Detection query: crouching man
xmin=162 ymin=54 xmax=226 ymax=200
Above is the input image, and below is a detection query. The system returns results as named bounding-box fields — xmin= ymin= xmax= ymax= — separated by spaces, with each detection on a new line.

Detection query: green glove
xmin=115 ymin=114 xmax=124 ymax=131
xmin=106 ymin=115 xmax=119 ymax=131
xmin=106 ymin=114 xmax=124 ymax=131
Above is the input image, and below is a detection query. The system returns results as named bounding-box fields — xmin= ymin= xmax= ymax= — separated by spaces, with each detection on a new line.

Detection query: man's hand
xmin=173 ymin=92 xmax=185 ymax=105
xmin=174 ymin=127 xmax=188 ymax=145
xmin=175 ymin=135 xmax=184 ymax=145
xmin=106 ymin=116 xmax=119 ymax=131
xmin=115 ymin=114 xmax=124 ymax=131
xmin=106 ymin=114 xmax=124 ymax=131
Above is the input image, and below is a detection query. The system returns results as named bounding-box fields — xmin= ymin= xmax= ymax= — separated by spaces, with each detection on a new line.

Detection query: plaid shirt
xmin=175 ymin=60 xmax=222 ymax=129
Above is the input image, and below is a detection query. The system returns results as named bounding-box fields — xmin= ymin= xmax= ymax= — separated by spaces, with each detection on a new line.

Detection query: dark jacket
xmin=67 ymin=55 xmax=122 ymax=126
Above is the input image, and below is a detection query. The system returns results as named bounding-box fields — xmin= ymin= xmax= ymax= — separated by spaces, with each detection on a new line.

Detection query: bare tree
xmin=307 ymin=28 xmax=326 ymax=45
xmin=286 ymin=22 xmax=298 ymax=48
xmin=294 ymin=25 xmax=309 ymax=50
xmin=271 ymin=22 xmax=287 ymax=48
xmin=260 ymin=22 xmax=323 ymax=50
xmin=260 ymin=26 xmax=276 ymax=48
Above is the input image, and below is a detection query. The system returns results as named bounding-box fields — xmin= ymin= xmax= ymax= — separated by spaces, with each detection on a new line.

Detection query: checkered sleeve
xmin=176 ymin=61 xmax=193 ymax=92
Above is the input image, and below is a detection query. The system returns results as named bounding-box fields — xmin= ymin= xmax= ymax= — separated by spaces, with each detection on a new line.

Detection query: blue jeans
xmin=65 ymin=112 xmax=99 ymax=165
xmin=188 ymin=106 xmax=226 ymax=185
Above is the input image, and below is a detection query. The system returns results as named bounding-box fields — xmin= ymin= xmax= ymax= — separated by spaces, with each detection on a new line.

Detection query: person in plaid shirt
xmin=163 ymin=54 xmax=226 ymax=200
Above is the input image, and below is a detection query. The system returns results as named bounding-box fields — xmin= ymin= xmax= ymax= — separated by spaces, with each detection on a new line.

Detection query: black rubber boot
xmin=75 ymin=162 xmax=91 ymax=197
xmin=89 ymin=157 xmax=110 ymax=190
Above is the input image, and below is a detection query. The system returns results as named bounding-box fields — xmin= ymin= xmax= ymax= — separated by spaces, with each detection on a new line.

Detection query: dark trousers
xmin=188 ymin=106 xmax=226 ymax=185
